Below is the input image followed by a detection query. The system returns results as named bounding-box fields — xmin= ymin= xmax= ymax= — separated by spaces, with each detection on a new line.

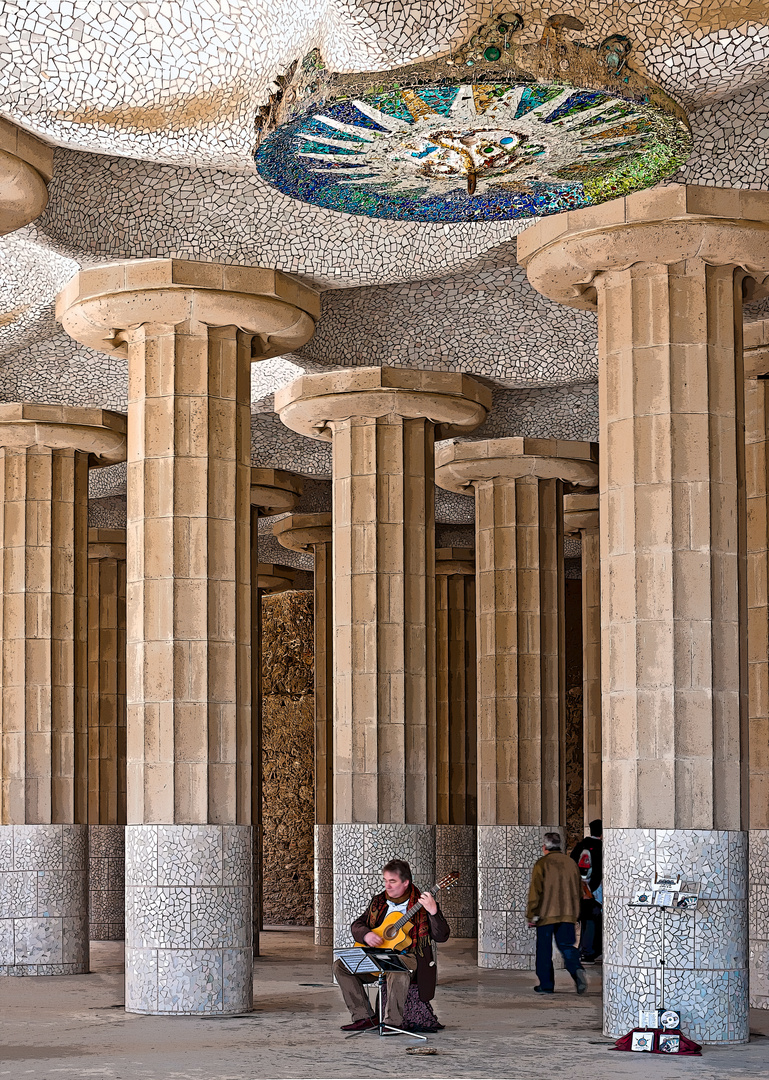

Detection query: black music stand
xmin=333 ymin=947 xmax=427 ymax=1041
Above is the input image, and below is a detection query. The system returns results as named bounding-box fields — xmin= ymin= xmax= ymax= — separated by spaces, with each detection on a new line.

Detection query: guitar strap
xmin=366 ymin=885 xmax=432 ymax=957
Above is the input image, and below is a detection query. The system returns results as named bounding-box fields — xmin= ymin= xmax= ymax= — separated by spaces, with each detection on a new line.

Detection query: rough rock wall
xmin=565 ymin=686 xmax=584 ymax=853
xmin=261 ymin=590 xmax=315 ymax=926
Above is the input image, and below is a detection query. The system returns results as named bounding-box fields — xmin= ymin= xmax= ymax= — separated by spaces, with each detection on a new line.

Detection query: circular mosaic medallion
xmin=255 ymin=82 xmax=690 ymax=222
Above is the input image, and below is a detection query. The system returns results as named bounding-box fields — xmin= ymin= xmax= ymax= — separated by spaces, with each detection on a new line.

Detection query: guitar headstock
xmin=435 ymin=871 xmax=460 ymax=891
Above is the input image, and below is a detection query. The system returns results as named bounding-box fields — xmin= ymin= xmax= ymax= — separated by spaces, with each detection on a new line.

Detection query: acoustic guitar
xmin=354 ymin=871 xmax=460 ymax=953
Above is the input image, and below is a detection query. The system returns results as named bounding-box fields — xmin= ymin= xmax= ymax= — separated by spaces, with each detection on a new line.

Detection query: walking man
xmin=526 ymin=832 xmax=587 ymax=995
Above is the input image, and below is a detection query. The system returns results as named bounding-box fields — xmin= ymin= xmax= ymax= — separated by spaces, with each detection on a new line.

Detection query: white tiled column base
xmin=89 ymin=825 xmax=125 ymax=940
xmin=436 ymin=825 xmax=477 ymax=938
xmin=749 ymin=830 xmax=769 ymax=1009
xmin=332 ymin=824 xmax=435 ymax=949
xmin=125 ymin=825 xmax=253 ymax=1015
xmin=0 ymin=825 xmax=89 ymax=975
xmin=478 ymin=824 xmax=563 ymax=969
xmin=603 ymin=828 xmax=748 ymax=1044
xmin=314 ymin=824 xmax=333 ymax=947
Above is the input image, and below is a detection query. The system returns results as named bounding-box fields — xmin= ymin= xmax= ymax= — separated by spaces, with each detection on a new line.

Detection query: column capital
xmin=435 ymin=437 xmax=598 ymax=494
xmin=517 ymin=184 xmax=769 ymax=310
xmin=275 ymin=367 xmax=491 ymax=440
xmin=87 ymin=527 xmax=127 ymax=560
xmin=250 ymin=468 xmax=303 ymax=515
xmin=0 ymin=118 xmax=52 ymax=234
xmin=0 ymin=403 xmax=127 ymax=464
xmin=563 ymin=493 xmax=599 ymax=536
xmin=257 ymin=563 xmax=296 ymax=592
xmin=273 ymin=513 xmax=331 ymax=552
xmin=435 ymin=547 xmax=475 ymax=576
xmin=56 ymin=258 xmax=320 ymax=360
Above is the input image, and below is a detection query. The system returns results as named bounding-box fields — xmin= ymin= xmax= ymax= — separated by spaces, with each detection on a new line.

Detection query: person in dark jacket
xmin=570 ymin=819 xmax=603 ymax=962
xmin=333 ymin=858 xmax=450 ymax=1033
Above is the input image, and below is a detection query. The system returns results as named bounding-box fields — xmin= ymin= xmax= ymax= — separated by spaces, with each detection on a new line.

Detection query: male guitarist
xmin=333 ymin=858 xmax=451 ymax=1033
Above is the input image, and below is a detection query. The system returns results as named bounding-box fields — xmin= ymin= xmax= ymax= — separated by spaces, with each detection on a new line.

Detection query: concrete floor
xmin=0 ymin=928 xmax=767 ymax=1080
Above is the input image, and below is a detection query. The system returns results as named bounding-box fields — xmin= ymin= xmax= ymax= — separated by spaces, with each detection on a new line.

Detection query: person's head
xmin=542 ymin=832 xmax=562 ymax=854
xmin=382 ymin=859 xmax=412 ymax=898
xmin=589 ymin=819 xmax=602 ymax=839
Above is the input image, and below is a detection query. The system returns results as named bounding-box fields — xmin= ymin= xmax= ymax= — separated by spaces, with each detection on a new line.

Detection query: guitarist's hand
xmin=364 ymin=931 xmax=384 ymax=947
xmin=419 ymin=891 xmax=438 ymax=915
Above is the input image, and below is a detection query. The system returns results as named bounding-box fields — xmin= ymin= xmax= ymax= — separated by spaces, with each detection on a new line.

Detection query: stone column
xmin=435 ymin=547 xmax=477 ymax=938
xmin=58 ymin=259 xmax=318 ymax=1014
xmin=276 ymin=369 xmax=490 ymax=945
xmin=563 ymin=494 xmax=601 ymax=830
xmin=519 ymin=184 xmax=769 ymax=1044
xmin=274 ymin=514 xmax=334 ymax=945
xmin=87 ymin=527 xmax=127 ymax=941
xmin=436 ymin=437 xmax=597 ymax=969
xmin=0 ymin=118 xmax=52 ymax=234
xmin=743 ymin=325 xmax=769 ymax=1009
xmin=250 ymin=468 xmax=303 ymax=954
xmin=0 ymin=404 xmax=126 ymax=974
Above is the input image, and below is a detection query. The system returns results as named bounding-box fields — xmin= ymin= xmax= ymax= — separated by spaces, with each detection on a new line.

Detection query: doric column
xmin=743 ymin=322 xmax=769 ymax=1010
xmin=436 ymin=437 xmax=597 ymax=970
xmin=58 ymin=259 xmax=318 ymax=1014
xmin=0 ymin=404 xmax=126 ymax=975
xmin=519 ymin=184 xmax=769 ymax=1043
xmin=0 ymin=118 xmax=52 ymax=234
xmin=250 ymin=469 xmax=303 ymax=954
xmin=563 ymin=494 xmax=601 ymax=830
xmin=435 ymin=546 xmax=477 ymax=938
xmin=276 ymin=368 xmax=489 ymax=945
xmin=275 ymin=513 xmax=333 ymax=945
xmin=87 ymin=527 xmax=127 ymax=941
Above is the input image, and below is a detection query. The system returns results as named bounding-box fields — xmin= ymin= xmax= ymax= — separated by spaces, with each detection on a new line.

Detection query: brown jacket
xmin=526 ymin=851 xmax=581 ymax=926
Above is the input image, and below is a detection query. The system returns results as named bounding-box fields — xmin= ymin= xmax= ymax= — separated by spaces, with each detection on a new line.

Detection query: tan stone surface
xmin=250 ymin=468 xmax=304 ymax=515
xmin=746 ymin=379 xmax=769 ymax=830
xmin=744 ymin=319 xmax=769 ymax=380
xmin=519 ymin=184 xmax=769 ymax=311
xmin=0 ymin=409 xmax=126 ymax=825
xmin=435 ymin=549 xmax=477 ymax=827
xmin=276 ymin=367 xmax=491 ymax=441
xmin=256 ymin=563 xmax=296 ymax=592
xmin=0 ymin=117 xmax=52 ymax=234
xmin=56 ymin=258 xmax=320 ymax=361
xmin=87 ymin=528 xmax=127 ymax=826
xmin=436 ymin=440 xmax=590 ymax=828
xmin=277 ymin=368 xmax=488 ymax=825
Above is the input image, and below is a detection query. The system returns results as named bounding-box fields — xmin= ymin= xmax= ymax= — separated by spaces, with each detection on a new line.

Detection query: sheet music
xmin=333 ymin=948 xmax=381 ymax=975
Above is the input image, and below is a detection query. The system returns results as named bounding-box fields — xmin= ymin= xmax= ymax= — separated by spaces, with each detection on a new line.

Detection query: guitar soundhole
xmin=384 ymin=926 xmax=398 ymax=940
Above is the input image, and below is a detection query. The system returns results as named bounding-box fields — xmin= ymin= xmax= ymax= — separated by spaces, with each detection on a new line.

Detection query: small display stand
xmin=333 ymin=948 xmax=427 ymax=1042
xmin=614 ymin=874 xmax=703 ymax=1055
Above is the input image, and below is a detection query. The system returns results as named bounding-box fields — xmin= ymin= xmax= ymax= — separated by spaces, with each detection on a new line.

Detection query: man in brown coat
xmin=526 ymin=832 xmax=587 ymax=995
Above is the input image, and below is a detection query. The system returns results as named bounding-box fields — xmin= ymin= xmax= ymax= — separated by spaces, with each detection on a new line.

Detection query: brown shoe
xmin=341 ymin=1017 xmax=377 ymax=1032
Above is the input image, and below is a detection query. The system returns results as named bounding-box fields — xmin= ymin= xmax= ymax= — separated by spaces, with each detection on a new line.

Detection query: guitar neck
xmin=392 ymin=881 xmax=442 ymax=933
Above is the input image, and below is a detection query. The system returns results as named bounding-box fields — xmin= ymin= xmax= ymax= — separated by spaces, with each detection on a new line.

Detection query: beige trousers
xmin=333 ymin=953 xmax=418 ymax=1026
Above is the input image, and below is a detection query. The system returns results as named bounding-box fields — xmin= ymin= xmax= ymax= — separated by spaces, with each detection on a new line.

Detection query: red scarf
xmin=366 ymin=884 xmax=432 ymax=958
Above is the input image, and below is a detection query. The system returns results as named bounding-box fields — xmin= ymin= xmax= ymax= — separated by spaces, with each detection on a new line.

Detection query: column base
xmin=89 ymin=825 xmax=125 ymax=940
xmin=332 ymin=824 xmax=435 ymax=949
xmin=436 ymin=825 xmax=477 ymax=938
xmin=0 ymin=825 xmax=89 ymax=975
xmin=478 ymin=825 xmax=562 ymax=969
xmin=125 ymin=825 xmax=253 ymax=1015
xmin=314 ymin=824 xmax=333 ymax=947
xmin=749 ymin=830 xmax=769 ymax=1010
xmin=603 ymin=828 xmax=748 ymax=1044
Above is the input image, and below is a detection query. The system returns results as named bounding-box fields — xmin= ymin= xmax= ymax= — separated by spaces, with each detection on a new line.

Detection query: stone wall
xmin=261 ymin=591 xmax=315 ymax=926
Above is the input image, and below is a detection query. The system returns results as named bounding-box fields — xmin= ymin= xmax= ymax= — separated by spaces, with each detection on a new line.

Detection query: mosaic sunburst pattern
xmin=256 ymin=82 xmax=690 ymax=221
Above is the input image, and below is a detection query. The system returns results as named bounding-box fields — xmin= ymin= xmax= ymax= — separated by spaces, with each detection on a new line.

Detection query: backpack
xmin=578 ymin=849 xmax=592 ymax=877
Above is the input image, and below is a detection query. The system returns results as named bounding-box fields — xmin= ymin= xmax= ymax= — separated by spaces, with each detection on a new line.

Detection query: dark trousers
xmin=579 ymin=899 xmax=603 ymax=959
xmin=535 ymin=922 xmax=583 ymax=991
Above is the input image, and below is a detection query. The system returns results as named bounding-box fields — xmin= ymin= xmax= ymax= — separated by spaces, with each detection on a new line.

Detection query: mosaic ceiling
xmin=1 ymin=1 xmax=769 ymax=526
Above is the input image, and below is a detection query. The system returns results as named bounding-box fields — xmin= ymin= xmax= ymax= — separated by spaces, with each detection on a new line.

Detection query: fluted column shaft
xmin=519 ymin=185 xmax=769 ymax=1042
xmin=0 ymin=404 xmax=126 ymax=975
xmin=58 ymin=258 xmax=319 ymax=1014
xmin=277 ymin=368 xmax=489 ymax=946
xmin=436 ymin=437 xmax=597 ymax=968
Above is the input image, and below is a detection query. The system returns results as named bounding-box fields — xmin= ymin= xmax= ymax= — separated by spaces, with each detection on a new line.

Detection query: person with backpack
xmin=570 ymin=819 xmax=603 ymax=963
